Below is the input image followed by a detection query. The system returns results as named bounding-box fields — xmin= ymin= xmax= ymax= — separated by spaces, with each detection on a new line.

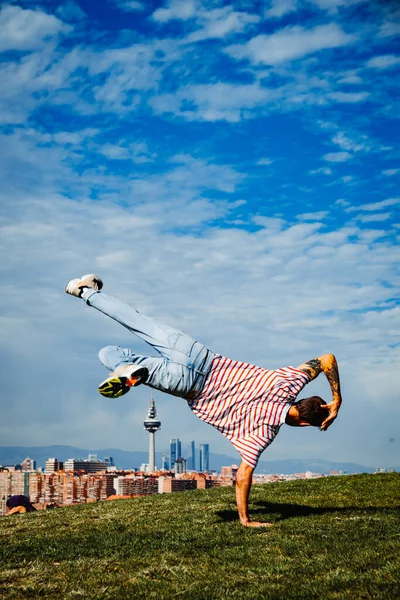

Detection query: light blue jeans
xmin=82 ymin=290 xmax=215 ymax=399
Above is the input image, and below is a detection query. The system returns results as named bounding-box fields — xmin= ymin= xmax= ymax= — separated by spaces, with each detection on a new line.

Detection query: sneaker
xmin=98 ymin=364 xmax=149 ymax=398
xmin=65 ymin=274 xmax=103 ymax=298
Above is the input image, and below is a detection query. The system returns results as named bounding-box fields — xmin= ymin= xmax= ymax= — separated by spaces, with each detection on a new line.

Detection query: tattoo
xmin=325 ymin=357 xmax=341 ymax=398
xmin=300 ymin=358 xmax=322 ymax=378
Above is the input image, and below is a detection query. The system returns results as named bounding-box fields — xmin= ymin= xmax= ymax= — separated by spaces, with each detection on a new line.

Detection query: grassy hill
xmin=1 ymin=473 xmax=399 ymax=599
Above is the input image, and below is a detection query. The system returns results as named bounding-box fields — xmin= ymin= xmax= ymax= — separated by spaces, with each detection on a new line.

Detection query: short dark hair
xmin=295 ymin=396 xmax=327 ymax=427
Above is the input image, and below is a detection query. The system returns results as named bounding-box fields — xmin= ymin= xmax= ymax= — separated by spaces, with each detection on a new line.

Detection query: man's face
xmin=286 ymin=406 xmax=311 ymax=427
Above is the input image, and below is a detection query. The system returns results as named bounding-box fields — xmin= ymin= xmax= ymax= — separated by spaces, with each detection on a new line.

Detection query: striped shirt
xmin=188 ymin=355 xmax=311 ymax=468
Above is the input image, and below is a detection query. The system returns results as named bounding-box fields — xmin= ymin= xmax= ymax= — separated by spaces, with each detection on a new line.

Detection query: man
xmin=66 ymin=274 xmax=342 ymax=527
xmin=6 ymin=495 xmax=36 ymax=515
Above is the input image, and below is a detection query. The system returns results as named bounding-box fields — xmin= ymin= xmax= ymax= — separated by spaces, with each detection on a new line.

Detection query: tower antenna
xmin=143 ymin=395 xmax=161 ymax=473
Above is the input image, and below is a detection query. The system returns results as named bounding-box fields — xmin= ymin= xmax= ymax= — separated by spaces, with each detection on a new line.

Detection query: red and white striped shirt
xmin=188 ymin=355 xmax=311 ymax=468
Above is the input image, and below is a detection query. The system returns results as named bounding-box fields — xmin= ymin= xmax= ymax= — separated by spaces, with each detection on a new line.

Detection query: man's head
xmin=286 ymin=396 xmax=328 ymax=428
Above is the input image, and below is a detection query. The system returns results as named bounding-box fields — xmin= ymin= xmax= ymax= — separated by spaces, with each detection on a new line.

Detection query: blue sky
xmin=0 ymin=0 xmax=399 ymax=469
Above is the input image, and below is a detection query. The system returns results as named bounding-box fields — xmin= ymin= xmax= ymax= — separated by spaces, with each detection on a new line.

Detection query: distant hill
xmin=0 ymin=445 xmax=394 ymax=474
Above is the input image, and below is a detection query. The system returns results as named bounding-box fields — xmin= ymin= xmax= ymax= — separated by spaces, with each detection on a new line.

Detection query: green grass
xmin=1 ymin=473 xmax=399 ymax=599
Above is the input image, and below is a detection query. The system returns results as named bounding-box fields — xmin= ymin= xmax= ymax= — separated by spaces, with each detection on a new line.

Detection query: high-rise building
xmin=104 ymin=457 xmax=114 ymax=467
xmin=21 ymin=457 xmax=36 ymax=471
xmin=45 ymin=458 xmax=63 ymax=474
xmin=175 ymin=457 xmax=186 ymax=474
xmin=187 ymin=441 xmax=195 ymax=470
xmin=0 ymin=471 xmax=30 ymax=498
xmin=161 ymin=453 xmax=169 ymax=470
xmin=0 ymin=471 xmax=12 ymax=501
xmin=169 ymin=438 xmax=181 ymax=471
xmin=64 ymin=456 xmax=108 ymax=473
xmin=143 ymin=397 xmax=161 ymax=472
xmin=199 ymin=444 xmax=209 ymax=472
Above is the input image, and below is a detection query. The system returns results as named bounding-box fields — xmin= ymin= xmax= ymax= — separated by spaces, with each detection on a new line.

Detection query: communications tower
xmin=143 ymin=396 xmax=161 ymax=473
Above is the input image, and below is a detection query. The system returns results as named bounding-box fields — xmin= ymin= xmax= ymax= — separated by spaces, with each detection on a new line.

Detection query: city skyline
xmin=1 ymin=437 xmax=215 ymax=472
xmin=1 ymin=440 xmax=397 ymax=474
xmin=1 ymin=442 xmax=216 ymax=474
xmin=0 ymin=448 xmax=240 ymax=515
xmin=2 ymin=451 xmax=393 ymax=517
xmin=0 ymin=0 xmax=398 ymax=469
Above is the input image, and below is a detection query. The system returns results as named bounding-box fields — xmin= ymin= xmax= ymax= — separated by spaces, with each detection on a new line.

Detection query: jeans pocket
xmin=168 ymin=332 xmax=197 ymax=357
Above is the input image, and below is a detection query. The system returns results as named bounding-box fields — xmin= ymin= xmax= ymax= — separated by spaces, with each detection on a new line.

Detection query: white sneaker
xmin=98 ymin=364 xmax=149 ymax=398
xmin=65 ymin=274 xmax=103 ymax=298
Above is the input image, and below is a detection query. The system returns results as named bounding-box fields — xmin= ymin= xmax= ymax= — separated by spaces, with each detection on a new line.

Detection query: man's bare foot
xmin=243 ymin=521 xmax=273 ymax=528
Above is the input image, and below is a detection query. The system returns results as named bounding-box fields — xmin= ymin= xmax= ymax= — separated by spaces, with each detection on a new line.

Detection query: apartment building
xmin=21 ymin=457 xmax=36 ymax=471
xmin=0 ymin=470 xmax=30 ymax=498
xmin=45 ymin=458 xmax=64 ymax=474
xmin=64 ymin=457 xmax=109 ymax=473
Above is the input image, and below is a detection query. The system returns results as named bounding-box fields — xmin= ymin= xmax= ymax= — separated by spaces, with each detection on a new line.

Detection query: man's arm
xmin=235 ymin=461 xmax=273 ymax=528
xmin=296 ymin=353 xmax=342 ymax=430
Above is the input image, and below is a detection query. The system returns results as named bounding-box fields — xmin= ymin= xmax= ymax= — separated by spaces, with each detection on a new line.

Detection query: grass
xmin=1 ymin=473 xmax=399 ymax=599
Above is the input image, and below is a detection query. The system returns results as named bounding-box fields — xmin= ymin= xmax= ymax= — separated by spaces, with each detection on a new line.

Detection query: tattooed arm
xmin=296 ymin=354 xmax=342 ymax=431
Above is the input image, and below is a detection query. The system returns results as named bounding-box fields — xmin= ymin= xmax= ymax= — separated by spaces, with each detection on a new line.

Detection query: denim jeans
xmin=82 ymin=290 xmax=215 ymax=399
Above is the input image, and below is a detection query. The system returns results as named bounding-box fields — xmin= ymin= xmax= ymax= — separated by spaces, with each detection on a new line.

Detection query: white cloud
xmin=98 ymin=141 xmax=156 ymax=162
xmin=336 ymin=72 xmax=362 ymax=85
xmin=225 ymin=23 xmax=355 ymax=65
xmin=257 ymin=158 xmax=274 ymax=165
xmin=152 ymin=0 xmax=197 ymax=22
xmin=335 ymin=198 xmax=350 ymax=208
xmin=0 ymin=4 xmax=70 ymax=51
xmin=341 ymin=175 xmax=353 ymax=183
xmin=378 ymin=20 xmax=400 ymax=39
xmin=52 ymin=128 xmax=99 ymax=145
xmin=151 ymin=82 xmax=270 ymax=122
xmin=186 ymin=6 xmax=260 ymax=43
xmin=56 ymin=1 xmax=87 ymax=22
xmin=349 ymin=198 xmax=400 ymax=212
xmin=309 ymin=167 xmax=332 ymax=175
xmin=310 ymin=0 xmax=366 ymax=12
xmin=150 ymin=63 xmax=374 ymax=122
xmin=323 ymin=152 xmax=352 ymax=162
xmin=382 ymin=169 xmax=399 ymax=177
xmin=98 ymin=144 xmax=131 ymax=160
xmin=264 ymin=0 xmax=299 ymax=19
xmin=82 ymin=43 xmax=170 ymax=112
xmin=297 ymin=211 xmax=329 ymax=221
xmin=115 ymin=0 xmax=146 ymax=11
xmin=358 ymin=212 xmax=392 ymax=223
xmin=0 ymin=31 xmax=177 ymax=122
xmin=366 ymin=55 xmax=400 ymax=70
xmin=328 ymin=91 xmax=369 ymax=103
xmin=167 ymin=153 xmax=244 ymax=194
xmin=331 ymin=132 xmax=369 ymax=153
xmin=0 ymin=43 xmax=88 ymax=124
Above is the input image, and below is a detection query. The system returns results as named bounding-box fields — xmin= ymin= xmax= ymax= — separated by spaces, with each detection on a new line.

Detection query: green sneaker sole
xmin=98 ymin=376 xmax=132 ymax=398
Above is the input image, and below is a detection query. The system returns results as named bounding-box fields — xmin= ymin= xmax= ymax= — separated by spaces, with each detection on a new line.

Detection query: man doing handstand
xmin=66 ymin=274 xmax=342 ymax=527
